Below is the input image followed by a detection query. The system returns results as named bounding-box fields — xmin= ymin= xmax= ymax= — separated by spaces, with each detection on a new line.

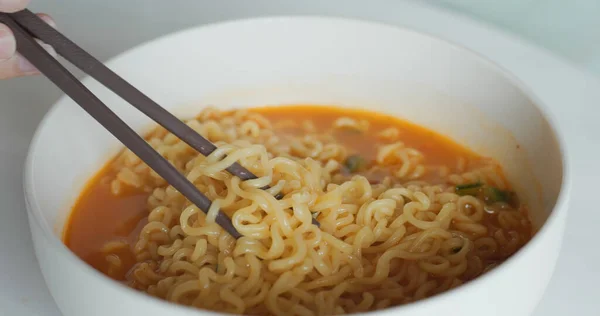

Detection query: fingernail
xmin=0 ymin=23 xmax=16 ymax=61
xmin=37 ymin=14 xmax=57 ymax=29
xmin=18 ymin=55 xmax=38 ymax=73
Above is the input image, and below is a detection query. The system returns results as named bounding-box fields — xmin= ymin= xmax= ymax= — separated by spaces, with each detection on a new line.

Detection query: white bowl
xmin=24 ymin=16 xmax=569 ymax=316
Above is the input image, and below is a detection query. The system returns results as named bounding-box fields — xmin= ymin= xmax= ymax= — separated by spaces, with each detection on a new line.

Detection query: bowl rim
xmin=23 ymin=15 xmax=571 ymax=315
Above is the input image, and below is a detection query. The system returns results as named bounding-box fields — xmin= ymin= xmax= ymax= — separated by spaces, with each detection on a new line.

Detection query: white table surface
xmin=1 ymin=1 xmax=598 ymax=315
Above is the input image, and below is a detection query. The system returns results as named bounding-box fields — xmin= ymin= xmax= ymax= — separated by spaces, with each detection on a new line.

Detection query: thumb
xmin=0 ymin=23 xmax=27 ymax=79
xmin=0 ymin=23 xmax=16 ymax=61
xmin=0 ymin=17 xmax=57 ymax=79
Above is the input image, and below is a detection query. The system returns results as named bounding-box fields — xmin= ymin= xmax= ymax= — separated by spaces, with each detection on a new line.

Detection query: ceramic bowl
xmin=24 ymin=16 xmax=569 ymax=316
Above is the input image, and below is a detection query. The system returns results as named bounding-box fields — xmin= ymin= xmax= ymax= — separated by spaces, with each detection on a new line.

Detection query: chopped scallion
xmin=344 ymin=155 xmax=367 ymax=173
xmin=456 ymin=182 xmax=520 ymax=208
xmin=483 ymin=187 xmax=508 ymax=203
xmin=455 ymin=182 xmax=482 ymax=196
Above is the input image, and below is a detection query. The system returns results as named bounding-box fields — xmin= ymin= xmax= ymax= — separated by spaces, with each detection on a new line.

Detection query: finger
xmin=0 ymin=12 xmax=57 ymax=79
xmin=0 ymin=0 xmax=31 ymax=13
xmin=0 ymin=34 xmax=57 ymax=80
xmin=0 ymin=14 xmax=56 ymax=61
xmin=36 ymin=13 xmax=57 ymax=29
xmin=0 ymin=54 xmax=32 ymax=79
xmin=0 ymin=44 xmax=56 ymax=79
xmin=0 ymin=23 xmax=16 ymax=61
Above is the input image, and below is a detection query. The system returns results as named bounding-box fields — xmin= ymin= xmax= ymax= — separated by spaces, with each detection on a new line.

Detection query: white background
xmin=432 ymin=0 xmax=600 ymax=73
xmin=1 ymin=1 xmax=598 ymax=315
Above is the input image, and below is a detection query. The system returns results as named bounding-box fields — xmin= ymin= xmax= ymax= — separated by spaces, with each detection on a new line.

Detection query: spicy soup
xmin=64 ymin=105 xmax=531 ymax=315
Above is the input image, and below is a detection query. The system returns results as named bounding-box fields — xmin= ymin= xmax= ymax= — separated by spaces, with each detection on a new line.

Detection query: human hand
xmin=1 ymin=0 xmax=56 ymax=79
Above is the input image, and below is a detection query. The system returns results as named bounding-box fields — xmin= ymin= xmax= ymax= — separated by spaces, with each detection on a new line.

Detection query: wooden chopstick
xmin=9 ymin=10 xmax=259 ymax=181
xmin=0 ymin=11 xmax=319 ymax=238
xmin=9 ymin=10 xmax=278 ymax=193
xmin=9 ymin=9 xmax=319 ymax=228
xmin=0 ymin=12 xmax=245 ymax=238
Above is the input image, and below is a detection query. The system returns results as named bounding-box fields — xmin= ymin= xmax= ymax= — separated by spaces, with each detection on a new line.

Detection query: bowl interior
xmin=25 ymin=16 xmax=564 ymax=302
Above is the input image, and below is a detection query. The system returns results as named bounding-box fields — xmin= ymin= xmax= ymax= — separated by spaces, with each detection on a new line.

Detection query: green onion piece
xmin=483 ymin=187 xmax=509 ymax=203
xmin=455 ymin=182 xmax=482 ymax=196
xmin=344 ymin=155 xmax=367 ymax=173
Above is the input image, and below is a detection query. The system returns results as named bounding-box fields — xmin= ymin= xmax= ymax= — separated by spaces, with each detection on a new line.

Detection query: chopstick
xmin=9 ymin=9 xmax=288 ymax=198
xmin=9 ymin=10 xmax=264 ymax=186
xmin=0 ymin=10 xmax=320 ymax=238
